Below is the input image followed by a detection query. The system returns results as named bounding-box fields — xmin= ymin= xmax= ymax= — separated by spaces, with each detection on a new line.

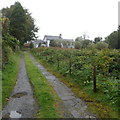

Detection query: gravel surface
xmin=29 ymin=54 xmax=96 ymax=118
xmin=2 ymin=54 xmax=38 ymax=118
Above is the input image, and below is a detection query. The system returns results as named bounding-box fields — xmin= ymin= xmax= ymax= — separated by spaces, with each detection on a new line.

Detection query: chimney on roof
xmin=59 ymin=34 xmax=62 ymax=39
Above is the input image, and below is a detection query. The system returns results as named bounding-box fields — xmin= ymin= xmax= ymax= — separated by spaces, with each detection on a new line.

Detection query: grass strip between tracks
xmin=24 ymin=52 xmax=61 ymax=118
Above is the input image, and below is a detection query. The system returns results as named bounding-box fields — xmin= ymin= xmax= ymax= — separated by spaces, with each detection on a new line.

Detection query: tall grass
xmin=2 ymin=52 xmax=21 ymax=107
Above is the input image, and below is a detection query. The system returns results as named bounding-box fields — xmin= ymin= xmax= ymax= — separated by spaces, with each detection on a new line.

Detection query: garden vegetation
xmin=31 ymin=47 xmax=120 ymax=118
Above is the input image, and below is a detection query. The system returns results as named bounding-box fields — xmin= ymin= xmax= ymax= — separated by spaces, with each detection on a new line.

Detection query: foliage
xmin=9 ymin=2 xmax=26 ymax=45
xmin=29 ymin=42 xmax=34 ymax=49
xmin=81 ymin=39 xmax=92 ymax=48
xmin=49 ymin=39 xmax=61 ymax=47
xmin=2 ymin=2 xmax=39 ymax=46
xmin=49 ymin=39 xmax=74 ymax=48
xmin=105 ymin=31 xmax=118 ymax=49
xmin=94 ymin=37 xmax=102 ymax=44
xmin=95 ymin=42 xmax=108 ymax=50
xmin=24 ymin=10 xmax=39 ymax=42
xmin=75 ymin=41 xmax=82 ymax=49
xmin=31 ymin=47 xmax=120 ymax=112
xmin=2 ymin=33 xmax=19 ymax=67
xmin=1 ymin=17 xmax=10 ymax=35
xmin=3 ymin=33 xmax=19 ymax=51
xmin=75 ymin=36 xmax=83 ymax=42
xmin=2 ymin=46 xmax=12 ymax=67
xmin=1 ymin=1 xmax=38 ymax=68
xmin=75 ymin=39 xmax=92 ymax=49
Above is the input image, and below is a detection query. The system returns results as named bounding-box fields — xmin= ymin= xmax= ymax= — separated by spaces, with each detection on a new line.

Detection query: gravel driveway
xmin=2 ymin=54 xmax=38 ymax=118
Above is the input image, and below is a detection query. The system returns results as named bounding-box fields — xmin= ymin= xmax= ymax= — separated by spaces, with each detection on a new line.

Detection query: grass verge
xmin=0 ymin=71 xmax=2 ymax=110
xmin=24 ymin=52 xmax=61 ymax=118
xmin=32 ymin=53 xmax=118 ymax=118
xmin=2 ymin=51 xmax=21 ymax=108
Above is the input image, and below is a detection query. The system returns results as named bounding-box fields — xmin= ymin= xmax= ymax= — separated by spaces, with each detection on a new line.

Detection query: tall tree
xmin=1 ymin=2 xmax=39 ymax=66
xmin=105 ymin=31 xmax=118 ymax=49
xmin=9 ymin=2 xmax=26 ymax=46
xmin=2 ymin=2 xmax=39 ymax=46
xmin=24 ymin=10 xmax=39 ymax=42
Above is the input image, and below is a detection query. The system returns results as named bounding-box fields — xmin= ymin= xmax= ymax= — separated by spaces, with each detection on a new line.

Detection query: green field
xmin=31 ymin=47 xmax=119 ymax=118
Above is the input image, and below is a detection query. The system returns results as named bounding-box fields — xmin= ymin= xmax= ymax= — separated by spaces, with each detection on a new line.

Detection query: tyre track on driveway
xmin=29 ymin=54 xmax=96 ymax=118
xmin=2 ymin=54 xmax=38 ymax=118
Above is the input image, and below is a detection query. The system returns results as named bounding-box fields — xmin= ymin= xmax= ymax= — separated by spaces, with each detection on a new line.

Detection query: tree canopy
xmin=2 ymin=2 xmax=39 ymax=46
xmin=105 ymin=31 xmax=118 ymax=49
xmin=1 ymin=2 xmax=39 ymax=67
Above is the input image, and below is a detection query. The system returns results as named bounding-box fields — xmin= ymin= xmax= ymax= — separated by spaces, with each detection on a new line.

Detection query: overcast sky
xmin=0 ymin=0 xmax=119 ymax=40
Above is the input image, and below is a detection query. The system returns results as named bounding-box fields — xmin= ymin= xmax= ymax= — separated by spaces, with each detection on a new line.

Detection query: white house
xmin=43 ymin=34 xmax=62 ymax=47
xmin=43 ymin=34 xmax=75 ymax=48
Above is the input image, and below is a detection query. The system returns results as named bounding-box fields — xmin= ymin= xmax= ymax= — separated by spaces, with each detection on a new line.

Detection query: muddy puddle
xmin=11 ymin=92 xmax=27 ymax=98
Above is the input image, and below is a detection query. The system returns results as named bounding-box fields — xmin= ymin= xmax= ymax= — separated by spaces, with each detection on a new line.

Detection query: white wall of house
xmin=60 ymin=43 xmax=63 ymax=48
xmin=47 ymin=40 xmax=50 ymax=47
xmin=35 ymin=44 xmax=38 ymax=48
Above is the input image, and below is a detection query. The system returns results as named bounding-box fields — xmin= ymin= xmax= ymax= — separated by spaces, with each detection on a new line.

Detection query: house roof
xmin=43 ymin=35 xmax=62 ymax=40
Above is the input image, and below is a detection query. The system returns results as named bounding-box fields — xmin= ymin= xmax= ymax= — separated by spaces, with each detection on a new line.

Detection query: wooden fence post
xmin=93 ymin=65 xmax=97 ymax=92
xmin=57 ymin=59 xmax=59 ymax=69
xmin=69 ymin=57 xmax=72 ymax=75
